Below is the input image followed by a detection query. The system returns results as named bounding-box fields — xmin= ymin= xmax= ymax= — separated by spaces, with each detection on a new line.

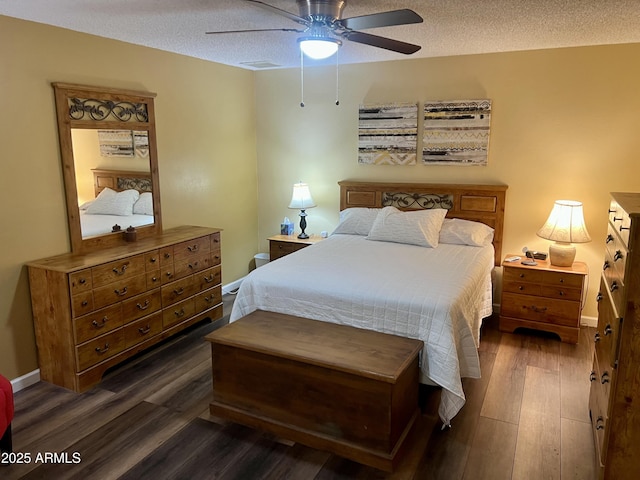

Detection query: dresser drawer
xmin=501 ymin=292 xmax=580 ymax=327
xmin=93 ymin=273 xmax=148 ymax=310
xmin=91 ymin=255 xmax=146 ymax=288
xmin=76 ymin=330 xmax=125 ymax=371
xmin=539 ymin=285 xmax=582 ymax=302
xmin=589 ymin=357 xmax=609 ymax=466
xmin=72 ymin=290 xmax=95 ymax=318
xmin=123 ymin=312 xmax=163 ymax=348
xmin=196 ymin=265 xmax=222 ymax=292
xmin=503 ymin=267 xmax=545 ymax=285
xmin=163 ymin=298 xmax=196 ymax=329
xmin=596 ymin=276 xmax=622 ymax=368
xmin=195 ymin=286 xmax=222 ymax=313
xmin=161 ymin=276 xmax=196 ymax=306
xmin=74 ymin=304 xmax=123 ymax=344
xmin=609 ymin=199 xmax=631 ymax=246
xmin=146 ymin=269 xmax=162 ymax=289
xmin=160 ymin=245 xmax=174 ymax=266
xmin=174 ymin=252 xmax=212 ymax=280
xmin=174 ymin=236 xmax=211 ymax=262
xmin=122 ymin=288 xmax=162 ymax=323
xmin=69 ymin=269 xmax=92 ymax=294
xmin=144 ymin=250 xmax=161 ymax=271
xmin=211 ymin=232 xmax=221 ymax=266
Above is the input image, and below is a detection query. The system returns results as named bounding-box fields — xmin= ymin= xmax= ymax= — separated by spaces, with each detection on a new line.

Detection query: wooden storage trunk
xmin=205 ymin=310 xmax=423 ymax=472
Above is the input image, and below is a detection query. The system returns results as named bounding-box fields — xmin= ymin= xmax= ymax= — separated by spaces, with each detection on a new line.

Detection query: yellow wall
xmin=254 ymin=43 xmax=640 ymax=321
xmin=0 ymin=15 xmax=258 ymax=381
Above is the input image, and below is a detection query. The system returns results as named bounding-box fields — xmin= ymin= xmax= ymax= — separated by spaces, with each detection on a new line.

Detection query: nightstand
xmin=268 ymin=235 xmax=325 ymax=261
xmin=499 ymin=254 xmax=588 ymax=343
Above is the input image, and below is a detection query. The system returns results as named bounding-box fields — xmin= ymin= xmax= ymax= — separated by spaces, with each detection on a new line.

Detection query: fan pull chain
xmin=335 ymin=48 xmax=340 ymax=106
xmin=300 ymin=48 xmax=305 ymax=108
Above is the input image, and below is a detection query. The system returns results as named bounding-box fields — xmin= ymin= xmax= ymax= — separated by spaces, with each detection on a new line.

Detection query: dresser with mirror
xmin=26 ymin=83 xmax=223 ymax=392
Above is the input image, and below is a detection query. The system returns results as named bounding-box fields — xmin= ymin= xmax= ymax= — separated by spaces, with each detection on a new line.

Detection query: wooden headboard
xmin=339 ymin=181 xmax=508 ymax=266
xmin=92 ymin=169 xmax=153 ymax=197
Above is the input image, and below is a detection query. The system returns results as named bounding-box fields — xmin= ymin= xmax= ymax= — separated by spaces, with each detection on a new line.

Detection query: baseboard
xmin=11 ymin=369 xmax=40 ymax=393
xmin=223 ymin=277 xmax=245 ymax=295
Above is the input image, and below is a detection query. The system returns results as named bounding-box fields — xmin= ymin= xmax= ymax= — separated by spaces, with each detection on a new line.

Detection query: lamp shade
xmin=536 ymin=200 xmax=591 ymax=243
xmin=298 ymin=37 xmax=341 ymax=60
xmin=288 ymin=183 xmax=316 ymax=209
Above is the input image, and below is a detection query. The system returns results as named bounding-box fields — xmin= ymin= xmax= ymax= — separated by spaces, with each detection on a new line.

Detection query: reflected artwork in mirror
xmin=52 ymin=83 xmax=162 ymax=253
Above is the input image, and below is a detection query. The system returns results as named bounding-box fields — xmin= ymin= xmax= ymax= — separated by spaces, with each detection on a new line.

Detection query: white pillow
xmin=366 ymin=206 xmax=447 ymax=248
xmin=85 ymin=188 xmax=140 ymax=216
xmin=332 ymin=208 xmax=379 ymax=236
xmin=133 ymin=192 xmax=154 ymax=216
xmin=439 ymin=218 xmax=494 ymax=246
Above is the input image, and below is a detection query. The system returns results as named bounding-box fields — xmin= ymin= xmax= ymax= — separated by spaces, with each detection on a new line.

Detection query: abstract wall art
xmin=358 ymin=103 xmax=418 ymax=165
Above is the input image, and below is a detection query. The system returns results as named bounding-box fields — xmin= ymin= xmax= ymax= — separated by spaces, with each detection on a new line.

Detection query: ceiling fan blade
xmin=243 ymin=0 xmax=309 ymax=26
xmin=339 ymin=9 xmax=423 ymax=30
xmin=344 ymin=31 xmax=421 ymax=55
xmin=206 ymin=28 xmax=303 ymax=35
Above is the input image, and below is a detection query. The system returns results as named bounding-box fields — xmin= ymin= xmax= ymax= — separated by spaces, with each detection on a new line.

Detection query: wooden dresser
xmin=589 ymin=193 xmax=640 ymax=479
xmin=27 ymin=225 xmax=223 ymax=392
xmin=499 ymin=255 xmax=588 ymax=343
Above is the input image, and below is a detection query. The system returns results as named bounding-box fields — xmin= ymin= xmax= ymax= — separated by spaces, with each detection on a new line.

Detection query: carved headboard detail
xmin=92 ymin=169 xmax=153 ymax=197
xmin=338 ymin=181 xmax=508 ymax=266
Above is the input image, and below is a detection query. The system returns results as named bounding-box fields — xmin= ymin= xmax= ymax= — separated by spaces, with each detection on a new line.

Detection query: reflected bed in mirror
xmin=79 ymin=169 xmax=154 ymax=238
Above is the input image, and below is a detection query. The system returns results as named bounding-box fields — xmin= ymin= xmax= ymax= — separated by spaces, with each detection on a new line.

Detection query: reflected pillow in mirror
xmin=85 ymin=188 xmax=140 ymax=216
xmin=366 ymin=206 xmax=447 ymax=248
xmin=133 ymin=192 xmax=154 ymax=216
xmin=439 ymin=218 xmax=494 ymax=246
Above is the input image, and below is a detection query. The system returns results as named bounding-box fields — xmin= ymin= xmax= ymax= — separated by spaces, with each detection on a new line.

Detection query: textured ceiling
xmin=2 ymin=0 xmax=640 ymax=70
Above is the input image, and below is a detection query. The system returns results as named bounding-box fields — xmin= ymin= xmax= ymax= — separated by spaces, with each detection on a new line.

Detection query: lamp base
xmin=548 ymin=242 xmax=576 ymax=267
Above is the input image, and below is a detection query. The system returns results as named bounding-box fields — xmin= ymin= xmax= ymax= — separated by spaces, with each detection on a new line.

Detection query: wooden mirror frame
xmin=52 ymin=83 xmax=162 ymax=253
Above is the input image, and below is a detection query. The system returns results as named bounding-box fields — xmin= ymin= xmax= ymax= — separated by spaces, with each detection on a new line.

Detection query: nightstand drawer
xmin=270 ymin=240 xmax=304 ymax=259
xmin=501 ymin=292 xmax=580 ymax=327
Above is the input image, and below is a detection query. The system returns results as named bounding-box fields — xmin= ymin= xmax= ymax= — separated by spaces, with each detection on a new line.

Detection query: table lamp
xmin=537 ymin=200 xmax=591 ymax=267
xmin=288 ymin=183 xmax=316 ymax=239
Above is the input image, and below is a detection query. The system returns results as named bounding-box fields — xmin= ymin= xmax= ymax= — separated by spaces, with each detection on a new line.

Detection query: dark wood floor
xmin=4 ymin=295 xmax=597 ymax=479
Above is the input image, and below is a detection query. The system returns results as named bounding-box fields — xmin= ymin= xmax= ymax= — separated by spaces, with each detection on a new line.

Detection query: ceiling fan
xmin=206 ymin=0 xmax=423 ymax=59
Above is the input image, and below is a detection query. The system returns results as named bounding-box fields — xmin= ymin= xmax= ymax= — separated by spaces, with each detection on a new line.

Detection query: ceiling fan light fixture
xmin=298 ymin=37 xmax=341 ymax=59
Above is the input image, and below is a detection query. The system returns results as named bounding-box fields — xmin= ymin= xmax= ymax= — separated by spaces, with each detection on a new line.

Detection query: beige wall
xmin=254 ymin=43 xmax=640 ymax=322
xmin=0 ymin=16 xmax=258 ymax=381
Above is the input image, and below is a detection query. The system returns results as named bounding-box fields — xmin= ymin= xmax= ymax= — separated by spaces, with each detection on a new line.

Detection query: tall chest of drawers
xmin=589 ymin=193 xmax=640 ymax=479
xmin=27 ymin=225 xmax=223 ymax=392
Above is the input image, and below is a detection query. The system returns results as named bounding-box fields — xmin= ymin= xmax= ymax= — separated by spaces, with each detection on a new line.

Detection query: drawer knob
xmin=518 ymin=285 xmax=524 ymax=291
xmin=614 ymin=250 xmax=624 ymax=262
xmin=136 ymin=300 xmax=150 ymax=310
xmin=187 ymin=244 xmax=199 ymax=252
xmin=95 ymin=343 xmax=110 ymax=354
xmin=594 ymin=333 xmax=601 ymax=343
xmin=606 ymin=234 xmax=615 ymax=244
xmin=92 ymin=317 xmax=108 ymax=328
xmin=138 ymin=325 xmax=151 ymax=335
xmin=530 ymin=305 xmax=547 ymax=314
xmin=613 ymin=216 xmax=623 ymax=222
xmin=604 ymin=324 xmax=613 ymax=336
xmin=596 ymin=416 xmax=605 ymax=430
xmin=173 ymin=287 xmax=185 ymax=296
xmin=188 ymin=262 xmax=198 ymax=269
xmin=204 ymin=294 xmax=215 ymax=303
xmin=174 ymin=308 xmax=186 ymax=318
xmin=558 ymin=290 xmax=565 ymax=296
xmin=82 ymin=300 xmax=88 ymax=307
xmin=114 ymin=287 xmax=128 ymax=296
xmin=610 ymin=281 xmax=619 ymax=292
xmin=603 ymin=261 xmax=610 ymax=271
xmin=590 ymin=370 xmax=597 ymax=382
xmin=620 ymin=225 xmax=630 ymax=232
xmin=79 ymin=278 xmax=87 ymax=285
xmin=164 ymin=253 xmax=171 ymax=259
xmin=112 ymin=264 xmax=128 ymax=276
xmin=166 ymin=271 xmax=173 ymax=278
xmin=149 ymin=257 xmax=157 ymax=263
xmin=596 ymin=292 xmax=603 ymax=302
xmin=601 ymin=372 xmax=610 ymax=384
xmin=204 ymin=274 xmax=215 ymax=283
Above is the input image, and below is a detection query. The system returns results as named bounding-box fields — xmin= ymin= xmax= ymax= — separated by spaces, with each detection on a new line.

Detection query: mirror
xmin=53 ymin=83 xmax=162 ymax=253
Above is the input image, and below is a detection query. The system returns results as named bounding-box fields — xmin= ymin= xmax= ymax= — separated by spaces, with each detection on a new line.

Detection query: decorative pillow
xmin=439 ymin=218 xmax=494 ymax=246
xmin=133 ymin=192 xmax=154 ymax=216
xmin=366 ymin=206 xmax=448 ymax=248
xmin=85 ymin=188 xmax=140 ymax=216
xmin=332 ymin=207 xmax=380 ymax=236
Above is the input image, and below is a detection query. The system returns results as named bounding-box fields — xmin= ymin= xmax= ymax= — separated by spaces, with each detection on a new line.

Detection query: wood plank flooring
xmin=3 ymin=296 xmax=597 ymax=479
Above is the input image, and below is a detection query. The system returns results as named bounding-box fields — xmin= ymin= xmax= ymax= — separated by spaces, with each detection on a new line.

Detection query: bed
xmin=79 ymin=169 xmax=155 ymax=237
xmin=230 ymin=181 xmax=508 ymax=426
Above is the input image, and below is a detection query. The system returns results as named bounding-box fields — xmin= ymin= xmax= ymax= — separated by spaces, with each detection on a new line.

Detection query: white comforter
xmin=230 ymin=234 xmax=494 ymax=425
xmin=80 ymin=211 xmax=154 ymax=238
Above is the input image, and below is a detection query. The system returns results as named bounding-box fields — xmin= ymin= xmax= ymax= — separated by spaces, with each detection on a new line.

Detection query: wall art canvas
xmin=422 ymin=99 xmax=491 ymax=166
xmin=358 ymin=103 xmax=418 ymax=165
xmin=98 ymin=130 xmax=134 ymax=157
